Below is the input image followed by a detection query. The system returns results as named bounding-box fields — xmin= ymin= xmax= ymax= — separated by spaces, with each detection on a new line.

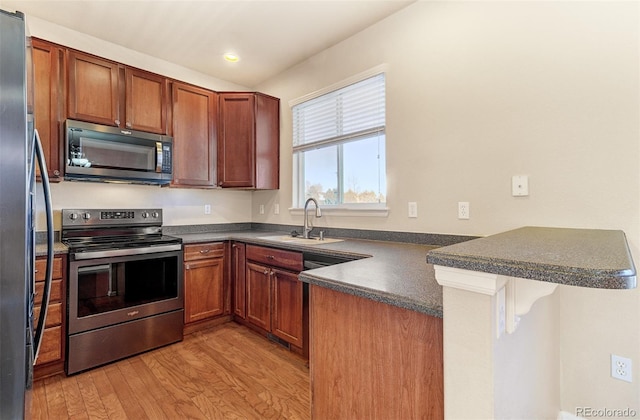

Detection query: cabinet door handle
xmin=185 ymin=264 xmax=190 ymax=270
xmin=267 ymin=255 xmax=275 ymax=260
xmin=126 ymin=121 xmax=132 ymax=128
xmin=263 ymin=269 xmax=269 ymax=275
xmin=115 ymin=119 xmax=120 ymax=126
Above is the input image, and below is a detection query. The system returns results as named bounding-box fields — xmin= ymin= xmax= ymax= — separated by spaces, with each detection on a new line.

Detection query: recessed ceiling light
xmin=223 ymin=53 xmax=240 ymax=63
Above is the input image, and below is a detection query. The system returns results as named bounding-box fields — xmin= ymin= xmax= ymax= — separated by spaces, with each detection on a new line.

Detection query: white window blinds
xmin=292 ymin=73 xmax=386 ymax=152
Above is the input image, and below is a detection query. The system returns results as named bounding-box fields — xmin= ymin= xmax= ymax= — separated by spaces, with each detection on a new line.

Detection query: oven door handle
xmin=73 ymin=243 xmax=182 ymax=260
xmin=77 ymin=264 xmax=110 ymax=273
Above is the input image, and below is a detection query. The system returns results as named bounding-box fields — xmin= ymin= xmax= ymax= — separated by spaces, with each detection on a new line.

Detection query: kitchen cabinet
xmin=183 ymin=242 xmax=227 ymax=328
xmin=32 ymin=38 xmax=65 ymax=182
xmin=244 ymin=245 xmax=305 ymax=350
xmin=217 ymin=92 xmax=279 ymax=189
xmin=310 ymin=284 xmax=444 ymax=419
xmin=67 ymin=49 xmax=168 ymax=134
xmin=171 ymin=82 xmax=218 ymax=187
xmin=231 ymin=242 xmax=247 ymax=319
xmin=33 ymin=254 xmax=66 ymax=379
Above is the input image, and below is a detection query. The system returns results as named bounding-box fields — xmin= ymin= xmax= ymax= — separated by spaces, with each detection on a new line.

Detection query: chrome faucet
xmin=303 ymin=198 xmax=322 ymax=239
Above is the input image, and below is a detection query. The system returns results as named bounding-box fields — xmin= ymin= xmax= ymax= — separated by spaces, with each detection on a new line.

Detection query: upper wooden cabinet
xmin=170 ymin=82 xmax=218 ymax=187
xmin=67 ymin=50 xmax=168 ymax=134
xmin=32 ymin=38 xmax=65 ymax=182
xmin=218 ymin=92 xmax=279 ymax=189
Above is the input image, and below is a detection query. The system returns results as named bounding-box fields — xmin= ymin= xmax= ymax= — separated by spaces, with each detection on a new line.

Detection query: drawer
xmin=34 ymin=279 xmax=62 ymax=305
xmin=184 ymin=242 xmax=225 ymax=261
xmin=33 ymin=302 xmax=62 ymax=328
xmin=246 ymin=245 xmax=303 ymax=272
xmin=35 ymin=257 xmax=62 ymax=281
xmin=35 ymin=325 xmax=62 ymax=365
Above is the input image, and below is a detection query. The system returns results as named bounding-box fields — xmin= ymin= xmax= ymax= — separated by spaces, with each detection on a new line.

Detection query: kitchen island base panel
xmin=310 ymin=285 xmax=444 ymax=419
xmin=66 ymin=309 xmax=184 ymax=375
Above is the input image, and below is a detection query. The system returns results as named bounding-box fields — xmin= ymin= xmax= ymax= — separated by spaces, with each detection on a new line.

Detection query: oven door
xmin=68 ymin=249 xmax=183 ymax=335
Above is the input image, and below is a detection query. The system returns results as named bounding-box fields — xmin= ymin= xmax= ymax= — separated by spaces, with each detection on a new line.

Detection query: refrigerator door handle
xmin=32 ymin=129 xmax=54 ymax=363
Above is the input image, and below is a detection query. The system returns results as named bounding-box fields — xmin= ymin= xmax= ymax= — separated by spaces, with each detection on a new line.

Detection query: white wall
xmin=255 ymin=1 xmax=640 ymax=416
xmin=25 ymin=15 xmax=254 ymax=228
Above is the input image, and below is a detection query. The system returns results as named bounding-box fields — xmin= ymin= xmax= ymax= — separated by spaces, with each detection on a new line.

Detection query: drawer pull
xmin=200 ymin=249 xmax=210 ymax=254
xmin=267 ymin=255 xmax=275 ymax=260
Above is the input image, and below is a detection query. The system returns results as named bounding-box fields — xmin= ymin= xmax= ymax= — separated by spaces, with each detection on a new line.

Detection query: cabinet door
xmin=125 ymin=67 xmax=167 ymax=134
xmin=272 ymin=268 xmax=303 ymax=347
xmin=218 ymin=93 xmax=255 ymax=188
xmin=171 ymin=82 xmax=217 ymax=187
xmin=255 ymin=93 xmax=280 ymax=190
xmin=67 ymin=50 xmax=120 ymax=127
xmin=32 ymin=39 xmax=64 ymax=181
xmin=246 ymin=261 xmax=271 ymax=331
xmin=184 ymin=257 xmax=225 ymax=324
xmin=232 ymin=242 xmax=247 ymax=319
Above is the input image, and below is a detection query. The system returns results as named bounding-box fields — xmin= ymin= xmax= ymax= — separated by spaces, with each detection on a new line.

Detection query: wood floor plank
xmin=43 ymin=375 xmax=70 ymax=418
xmin=75 ymin=372 xmax=109 ymax=420
xmin=30 ymin=322 xmax=310 ymax=420
xmin=117 ymin=359 xmax=171 ymax=420
xmin=89 ymin=369 xmax=128 ymax=420
xmin=59 ymin=375 xmax=86 ymax=418
xmin=102 ymin=364 xmax=149 ymax=420
xmin=30 ymin=376 xmax=50 ymax=420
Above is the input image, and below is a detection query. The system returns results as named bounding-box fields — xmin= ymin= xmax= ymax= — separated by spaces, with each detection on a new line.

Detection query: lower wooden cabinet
xmin=242 ymin=245 xmax=306 ymax=353
xmin=34 ymin=254 xmax=66 ymax=379
xmin=231 ymin=242 xmax=247 ymax=319
xmin=183 ymin=242 xmax=229 ymax=332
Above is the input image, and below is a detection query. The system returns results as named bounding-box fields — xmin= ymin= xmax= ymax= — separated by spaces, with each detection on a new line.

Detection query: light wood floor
xmin=30 ymin=322 xmax=310 ymax=419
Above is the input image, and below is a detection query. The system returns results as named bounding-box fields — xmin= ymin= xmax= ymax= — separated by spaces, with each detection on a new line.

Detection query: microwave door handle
xmin=156 ymin=142 xmax=163 ymax=173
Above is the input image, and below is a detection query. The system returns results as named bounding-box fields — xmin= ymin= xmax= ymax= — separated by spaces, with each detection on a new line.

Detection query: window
xmin=292 ymin=72 xmax=386 ymax=208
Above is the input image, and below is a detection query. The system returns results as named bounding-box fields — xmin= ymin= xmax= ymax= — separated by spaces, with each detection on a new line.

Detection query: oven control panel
xmin=62 ymin=208 xmax=163 ymax=227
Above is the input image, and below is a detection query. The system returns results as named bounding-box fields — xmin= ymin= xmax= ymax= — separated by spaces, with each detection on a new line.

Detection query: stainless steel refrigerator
xmin=0 ymin=9 xmax=54 ymax=419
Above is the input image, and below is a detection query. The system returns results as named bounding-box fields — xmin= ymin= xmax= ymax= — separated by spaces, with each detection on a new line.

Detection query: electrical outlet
xmin=274 ymin=203 xmax=280 ymax=215
xmin=611 ymin=354 xmax=632 ymax=382
xmin=408 ymin=202 xmax=418 ymax=218
xmin=204 ymin=204 xmax=211 ymax=215
xmin=458 ymin=202 xmax=470 ymax=219
xmin=259 ymin=204 xmax=265 ymax=215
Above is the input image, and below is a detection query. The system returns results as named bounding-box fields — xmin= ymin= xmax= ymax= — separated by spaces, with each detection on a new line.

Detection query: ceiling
xmin=0 ymin=0 xmax=414 ymax=87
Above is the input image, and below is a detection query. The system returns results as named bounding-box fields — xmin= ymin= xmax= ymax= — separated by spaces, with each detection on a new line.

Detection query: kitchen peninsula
xmin=427 ymin=226 xmax=636 ymax=419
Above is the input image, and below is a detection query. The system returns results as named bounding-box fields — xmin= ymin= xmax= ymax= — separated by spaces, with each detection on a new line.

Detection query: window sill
xmin=289 ymin=206 xmax=389 ymax=217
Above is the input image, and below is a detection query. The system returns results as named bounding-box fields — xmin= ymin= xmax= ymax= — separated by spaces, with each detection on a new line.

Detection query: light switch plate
xmin=408 ymin=202 xmax=418 ymax=218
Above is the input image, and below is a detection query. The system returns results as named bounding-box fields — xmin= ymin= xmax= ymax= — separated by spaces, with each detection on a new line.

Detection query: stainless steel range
xmin=62 ymin=208 xmax=183 ymax=375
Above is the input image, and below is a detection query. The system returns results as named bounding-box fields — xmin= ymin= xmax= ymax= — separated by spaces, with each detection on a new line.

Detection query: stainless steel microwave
xmin=65 ymin=119 xmax=173 ymax=185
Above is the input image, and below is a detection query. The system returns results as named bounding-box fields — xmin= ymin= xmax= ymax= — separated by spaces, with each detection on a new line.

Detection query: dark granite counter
xmin=426 ymin=226 xmax=636 ymax=289
xmin=172 ymin=230 xmax=443 ymax=318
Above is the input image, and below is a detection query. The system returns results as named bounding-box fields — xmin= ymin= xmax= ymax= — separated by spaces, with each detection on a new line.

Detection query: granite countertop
xmin=426 ymin=226 xmax=636 ymax=289
xmin=36 ymin=242 xmax=68 ymax=257
xmin=174 ymin=230 xmax=443 ymax=318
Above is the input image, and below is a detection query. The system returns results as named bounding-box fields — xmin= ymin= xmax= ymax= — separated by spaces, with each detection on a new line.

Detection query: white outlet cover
xmin=512 ymin=175 xmax=529 ymax=196
xmin=611 ymin=354 xmax=632 ymax=382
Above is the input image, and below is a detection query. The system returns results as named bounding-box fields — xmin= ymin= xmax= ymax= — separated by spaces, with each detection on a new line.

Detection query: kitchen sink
xmin=259 ymin=235 xmax=344 ymax=245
